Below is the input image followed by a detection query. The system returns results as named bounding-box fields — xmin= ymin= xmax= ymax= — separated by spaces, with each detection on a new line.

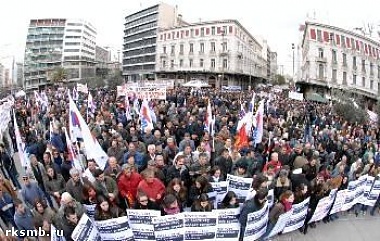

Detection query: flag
xmin=239 ymin=104 xmax=246 ymax=120
xmin=77 ymin=83 xmax=88 ymax=93
xmin=49 ymin=121 xmax=54 ymax=143
xmin=249 ymin=92 xmax=256 ymax=113
xmin=204 ymin=99 xmax=213 ymax=133
xmin=63 ymin=127 xmax=83 ymax=172
xmin=125 ymin=98 xmax=132 ymax=121
xmin=69 ymin=101 xmax=83 ymax=142
xmin=72 ymin=87 xmax=78 ymax=101
xmin=149 ymin=101 xmax=157 ymax=123
xmin=234 ymin=123 xmax=249 ymax=151
xmin=210 ymin=115 xmax=216 ymax=137
xmin=13 ymin=111 xmax=29 ymax=167
xmin=68 ymin=93 xmax=108 ymax=170
xmin=139 ymin=99 xmax=154 ymax=132
xmin=253 ymin=100 xmax=265 ymax=144
xmin=87 ymin=92 xmax=96 ymax=117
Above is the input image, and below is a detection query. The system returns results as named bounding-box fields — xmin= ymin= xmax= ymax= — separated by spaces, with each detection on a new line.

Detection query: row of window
xmin=27 ymin=34 xmax=64 ymax=40
xmin=162 ymin=42 xmax=228 ymax=55
xmin=125 ymin=5 xmax=158 ymax=23
xmin=123 ymin=64 xmax=155 ymax=72
xmin=124 ymin=38 xmax=156 ymax=49
xmin=125 ymin=13 xmax=158 ymax=29
xmin=310 ymin=28 xmax=380 ymax=59
xmin=124 ymin=29 xmax=156 ymax=43
xmin=161 ymin=58 xmax=228 ymax=69
xmin=160 ymin=25 xmax=232 ymax=41
xmin=318 ymin=64 xmax=376 ymax=89
xmin=124 ymin=46 xmax=156 ymax=58
xmin=124 ymin=21 xmax=157 ymax=36
xmin=318 ymin=48 xmax=380 ymax=77
xmin=123 ymin=55 xmax=156 ymax=65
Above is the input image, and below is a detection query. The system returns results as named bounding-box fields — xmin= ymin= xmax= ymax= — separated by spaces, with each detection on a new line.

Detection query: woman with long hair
xmin=133 ymin=191 xmax=160 ymax=210
xmin=166 ymin=178 xmax=188 ymax=208
xmin=82 ymin=184 xmax=100 ymax=205
xmin=32 ymin=199 xmax=57 ymax=227
xmin=94 ymin=195 xmax=125 ymax=221
xmin=191 ymin=193 xmax=213 ymax=212
xmin=220 ymin=191 xmax=239 ymax=209
xmin=45 ymin=167 xmax=66 ymax=207
xmin=188 ymin=176 xmax=213 ymax=206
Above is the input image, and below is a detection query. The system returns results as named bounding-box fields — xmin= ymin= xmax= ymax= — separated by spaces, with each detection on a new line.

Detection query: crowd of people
xmin=0 ymin=85 xmax=379 ymax=241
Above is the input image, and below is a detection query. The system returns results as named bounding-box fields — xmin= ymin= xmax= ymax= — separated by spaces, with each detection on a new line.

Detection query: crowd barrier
xmin=57 ymin=174 xmax=380 ymax=241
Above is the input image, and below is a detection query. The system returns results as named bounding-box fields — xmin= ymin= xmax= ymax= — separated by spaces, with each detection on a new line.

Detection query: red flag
xmin=234 ymin=123 xmax=249 ymax=151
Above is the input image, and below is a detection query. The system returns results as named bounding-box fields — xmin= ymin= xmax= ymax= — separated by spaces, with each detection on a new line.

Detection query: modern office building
xmin=299 ymin=21 xmax=380 ymax=100
xmin=0 ymin=63 xmax=4 ymax=87
xmin=24 ymin=18 xmax=97 ymax=89
xmin=155 ymin=19 xmax=265 ymax=88
xmin=123 ymin=3 xmax=178 ymax=81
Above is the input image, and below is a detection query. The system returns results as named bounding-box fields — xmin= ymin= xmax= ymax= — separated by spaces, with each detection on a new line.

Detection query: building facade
xmin=0 ymin=63 xmax=4 ymax=87
xmin=24 ymin=18 xmax=97 ymax=90
xmin=300 ymin=21 xmax=380 ymax=99
xmin=156 ymin=19 xmax=265 ymax=88
xmin=123 ymin=3 xmax=178 ymax=81
xmin=269 ymin=51 xmax=278 ymax=81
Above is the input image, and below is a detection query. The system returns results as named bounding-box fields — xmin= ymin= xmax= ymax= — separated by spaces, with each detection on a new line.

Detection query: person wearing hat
xmin=20 ymin=173 xmax=47 ymax=209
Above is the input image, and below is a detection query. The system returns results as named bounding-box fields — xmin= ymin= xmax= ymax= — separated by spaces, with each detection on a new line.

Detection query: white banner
xmin=127 ymin=209 xmax=161 ymax=241
xmin=288 ymin=91 xmax=303 ymax=101
xmin=360 ymin=175 xmax=375 ymax=205
xmin=183 ymin=212 xmax=217 ymax=241
xmin=211 ymin=181 xmax=228 ymax=208
xmin=153 ymin=214 xmax=185 ymax=241
xmin=308 ymin=189 xmax=337 ymax=224
xmin=341 ymin=180 xmax=359 ymax=211
xmin=226 ymin=174 xmax=252 ymax=203
xmin=83 ymin=204 xmax=96 ymax=219
xmin=366 ymin=178 xmax=380 ymax=206
xmin=243 ymin=203 xmax=269 ymax=241
xmin=330 ymin=190 xmax=347 ymax=215
xmin=283 ymin=197 xmax=310 ymax=233
xmin=267 ymin=211 xmax=292 ymax=238
xmin=71 ymin=214 xmax=101 ymax=241
xmin=212 ymin=208 xmax=241 ymax=241
xmin=96 ymin=216 xmax=134 ymax=241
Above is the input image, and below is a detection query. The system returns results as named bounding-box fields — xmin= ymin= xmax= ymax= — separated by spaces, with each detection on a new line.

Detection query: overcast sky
xmin=1 ymin=0 xmax=379 ymax=75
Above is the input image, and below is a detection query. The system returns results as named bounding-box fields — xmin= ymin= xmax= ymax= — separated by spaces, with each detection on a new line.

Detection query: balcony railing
xmin=316 ymin=57 xmax=327 ymax=63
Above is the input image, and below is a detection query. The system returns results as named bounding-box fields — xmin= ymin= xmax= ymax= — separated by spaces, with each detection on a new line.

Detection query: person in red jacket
xmin=137 ymin=169 xmax=165 ymax=203
xmin=117 ymin=164 xmax=142 ymax=207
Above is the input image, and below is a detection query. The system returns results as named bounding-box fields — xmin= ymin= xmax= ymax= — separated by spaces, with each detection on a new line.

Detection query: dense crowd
xmin=0 ymin=86 xmax=379 ymax=241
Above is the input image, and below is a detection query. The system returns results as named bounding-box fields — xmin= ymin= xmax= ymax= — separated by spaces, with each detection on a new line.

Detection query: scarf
xmin=283 ymin=201 xmax=292 ymax=212
xmin=164 ymin=206 xmax=180 ymax=215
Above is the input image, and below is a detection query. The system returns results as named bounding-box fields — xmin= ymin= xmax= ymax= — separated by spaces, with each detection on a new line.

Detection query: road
xmin=7 ymin=153 xmax=380 ymax=240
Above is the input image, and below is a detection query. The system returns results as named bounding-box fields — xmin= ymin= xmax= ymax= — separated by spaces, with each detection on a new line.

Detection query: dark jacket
xmin=94 ymin=205 xmax=125 ymax=221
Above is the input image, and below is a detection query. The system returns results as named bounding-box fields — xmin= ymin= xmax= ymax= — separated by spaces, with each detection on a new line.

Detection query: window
xmin=362 ymin=59 xmax=366 ymax=72
xmin=318 ymin=64 xmax=324 ymax=79
xmin=362 ymin=77 xmax=365 ymax=87
xmin=189 ymin=59 xmax=193 ymax=68
xmin=211 ymin=27 xmax=216 ymax=35
xmin=190 ymin=29 xmax=194 ymax=37
xmin=211 ymin=58 xmax=215 ymax=69
xmin=200 ymin=59 xmax=204 ymax=67
xmin=189 ymin=43 xmax=193 ymax=53
xmin=342 ymin=53 xmax=347 ymax=66
xmin=200 ymin=43 xmax=204 ymax=53
xmin=222 ymin=42 xmax=228 ymax=52
xmin=162 ymin=60 xmax=166 ymax=68
xmin=200 ymin=28 xmax=204 ymax=37
xmin=353 ymin=56 xmax=356 ymax=68
xmin=332 ymin=50 xmax=337 ymax=63
xmin=378 ymin=65 xmax=380 ymax=78
xmin=332 ymin=69 xmax=337 ymax=82
xmin=317 ymin=30 xmax=322 ymax=42
xmin=170 ymin=60 xmax=174 ymax=68
xmin=171 ymin=45 xmax=175 ymax=55
xmin=318 ymin=48 xmax=324 ymax=58
xmin=353 ymin=74 xmax=357 ymax=85
xmin=343 ymin=72 xmax=347 ymax=84
xmin=370 ymin=79 xmax=374 ymax=89
xmin=223 ymin=59 xmax=228 ymax=69
xmin=341 ymin=36 xmax=346 ymax=47
xmin=179 ymin=44 xmax=184 ymax=54
xmin=179 ymin=59 xmax=183 ymax=67
xmin=211 ymin=42 xmax=216 ymax=52
xmin=163 ymin=46 xmax=166 ymax=54
xmin=370 ymin=63 xmax=374 ymax=75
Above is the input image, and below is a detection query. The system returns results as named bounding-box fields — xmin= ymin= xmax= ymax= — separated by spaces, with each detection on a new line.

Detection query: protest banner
xmin=211 ymin=181 xmax=228 ymax=208
xmin=288 ymin=91 xmax=303 ymax=101
xmin=283 ymin=197 xmax=310 ymax=233
xmin=213 ymin=208 xmax=241 ymax=241
xmin=309 ymin=189 xmax=337 ymax=224
xmin=83 ymin=204 xmax=96 ymax=219
xmin=243 ymin=203 xmax=269 ymax=241
xmin=330 ymin=190 xmax=347 ymax=215
xmin=360 ymin=175 xmax=375 ymax=205
xmin=153 ymin=214 xmax=184 ymax=241
xmin=127 ymin=209 xmax=161 ymax=241
xmin=71 ymin=214 xmax=101 ymax=241
xmin=267 ymin=211 xmax=292 ymax=238
xmin=267 ymin=189 xmax=275 ymax=209
xmin=341 ymin=180 xmax=358 ymax=211
xmin=183 ymin=212 xmax=217 ymax=241
xmin=96 ymin=216 xmax=134 ymax=241
xmin=226 ymin=174 xmax=252 ymax=203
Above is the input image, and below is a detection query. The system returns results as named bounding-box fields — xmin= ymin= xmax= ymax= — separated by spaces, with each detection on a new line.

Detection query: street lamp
xmin=292 ymin=43 xmax=295 ymax=81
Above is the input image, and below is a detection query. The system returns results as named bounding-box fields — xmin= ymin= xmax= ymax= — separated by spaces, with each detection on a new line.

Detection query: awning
xmin=305 ymin=92 xmax=328 ymax=103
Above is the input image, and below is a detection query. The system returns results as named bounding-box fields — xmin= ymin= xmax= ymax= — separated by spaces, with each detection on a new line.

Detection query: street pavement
xmin=7 ymin=153 xmax=380 ymax=240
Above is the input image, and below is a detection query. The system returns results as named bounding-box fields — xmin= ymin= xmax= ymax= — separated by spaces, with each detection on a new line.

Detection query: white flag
xmin=13 ymin=111 xmax=29 ymax=167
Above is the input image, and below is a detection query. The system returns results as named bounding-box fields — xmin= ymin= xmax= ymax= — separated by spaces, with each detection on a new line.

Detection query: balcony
xmin=219 ymin=50 xmax=229 ymax=57
xmin=316 ymin=57 xmax=327 ymax=63
xmin=198 ymin=51 xmax=205 ymax=55
xmin=159 ymin=53 xmax=167 ymax=58
xmin=209 ymin=50 xmax=217 ymax=56
xmin=331 ymin=60 xmax=338 ymax=67
xmin=316 ymin=76 xmax=327 ymax=82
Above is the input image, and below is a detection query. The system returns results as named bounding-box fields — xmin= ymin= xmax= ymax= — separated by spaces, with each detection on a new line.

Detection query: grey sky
xmin=0 ymin=0 xmax=379 ymax=75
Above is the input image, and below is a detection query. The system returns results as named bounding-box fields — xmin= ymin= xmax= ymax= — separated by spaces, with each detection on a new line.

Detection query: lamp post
xmin=292 ymin=43 xmax=295 ymax=81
